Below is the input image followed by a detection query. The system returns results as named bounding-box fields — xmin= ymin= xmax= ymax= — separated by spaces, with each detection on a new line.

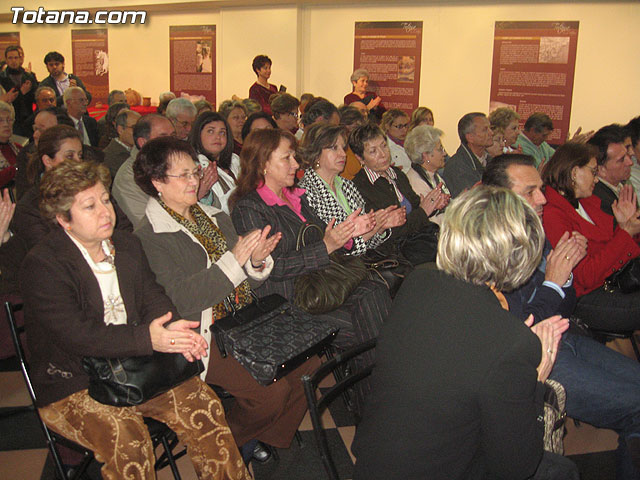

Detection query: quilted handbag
xmin=604 ymin=257 xmax=640 ymax=294
xmin=211 ymin=293 xmax=338 ymax=385
xmin=83 ymin=352 xmax=204 ymax=407
xmin=293 ymin=223 xmax=367 ymax=314
xmin=543 ymin=378 xmax=567 ymax=454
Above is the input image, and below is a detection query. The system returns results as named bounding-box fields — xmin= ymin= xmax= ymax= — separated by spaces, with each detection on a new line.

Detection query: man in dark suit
xmin=0 ymin=45 xmax=37 ymax=136
xmin=103 ymin=109 xmax=140 ymax=179
xmin=63 ymin=87 xmax=98 ymax=147
xmin=589 ymin=124 xmax=635 ymax=218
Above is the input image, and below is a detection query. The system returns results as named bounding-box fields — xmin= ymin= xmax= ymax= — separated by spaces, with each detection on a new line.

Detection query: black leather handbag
xmin=211 ymin=293 xmax=338 ymax=385
xmin=604 ymin=257 xmax=640 ymax=294
xmin=83 ymin=352 xmax=204 ymax=407
xmin=361 ymin=246 xmax=414 ymax=298
xmin=399 ymin=221 xmax=439 ymax=266
xmin=293 ymin=223 xmax=367 ymax=314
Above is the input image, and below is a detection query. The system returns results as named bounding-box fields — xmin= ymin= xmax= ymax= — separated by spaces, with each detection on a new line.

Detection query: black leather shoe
xmin=252 ymin=441 xmax=272 ymax=463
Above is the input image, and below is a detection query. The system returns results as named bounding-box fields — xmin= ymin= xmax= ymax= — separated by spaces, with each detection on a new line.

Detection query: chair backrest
xmin=301 ymin=338 xmax=377 ymax=480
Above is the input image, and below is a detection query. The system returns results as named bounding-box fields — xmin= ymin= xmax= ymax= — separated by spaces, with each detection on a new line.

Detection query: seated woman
xmin=248 ymin=55 xmax=277 ymax=115
xmin=380 ymin=109 xmax=413 ymax=174
xmin=408 ymin=106 xmax=434 ymax=131
xmin=298 ymin=123 xmax=404 ymax=255
xmin=353 ymin=186 xmax=576 ymax=480
xmin=230 ymin=128 xmax=392 ymax=411
xmin=133 ymin=135 xmax=319 ymax=459
xmin=489 ymin=107 xmax=522 ymax=154
xmin=189 ymin=112 xmax=240 ymax=214
xmin=337 ymin=105 xmax=366 ymax=180
xmin=20 ymin=160 xmax=249 ymax=480
xmin=218 ymin=99 xmax=248 ymax=156
xmin=404 ymin=125 xmax=451 ymax=225
xmin=541 ymin=142 xmax=640 ymax=331
xmin=0 ymin=101 xmax=21 ymax=189
xmin=349 ymin=123 xmax=448 ymax=265
xmin=343 ymin=68 xmax=385 ymax=122
xmin=270 ymin=93 xmax=300 ymax=135
xmin=241 ymin=112 xmax=277 ymax=142
xmin=12 ymin=125 xmax=132 ymax=250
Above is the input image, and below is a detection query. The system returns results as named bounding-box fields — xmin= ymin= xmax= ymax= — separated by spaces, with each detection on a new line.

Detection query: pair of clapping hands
xmin=612 ymin=185 xmax=640 ymax=237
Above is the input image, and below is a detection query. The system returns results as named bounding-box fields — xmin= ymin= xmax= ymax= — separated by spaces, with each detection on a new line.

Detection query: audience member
xmin=157 ymin=91 xmax=176 ymax=115
xmin=240 ymin=111 xmax=276 ymax=141
xmin=20 ymin=86 xmax=56 ymax=138
xmin=96 ymin=89 xmax=127 ymax=140
xmin=249 ymin=55 xmax=278 ymax=115
xmin=165 ymin=97 xmax=197 ymax=141
xmin=300 ymin=98 xmax=339 ymax=131
xmin=103 ymin=109 xmax=141 ymax=179
xmin=0 ymin=101 xmax=20 ymax=189
xmin=194 ymin=99 xmax=213 ymax=116
xmin=270 ymin=93 xmax=300 ymax=134
xmin=404 ymin=125 xmax=451 ymax=225
xmin=0 ymin=46 xmax=37 ymax=136
xmin=343 ymin=68 xmax=384 ymax=122
xmin=218 ymin=99 xmax=248 ymax=155
xmin=97 ymin=101 xmax=128 ymax=149
xmin=588 ymin=124 xmax=635 ymax=217
xmin=407 ymin=106 xmax=434 ymax=132
xmin=39 ymin=51 xmax=91 ymax=106
xmin=242 ymin=98 xmax=261 ymax=115
xmin=337 ymin=105 xmax=366 ymax=180
xmin=485 ymin=153 xmax=640 ymax=480
xmin=489 ymin=107 xmax=521 ymax=153
xmin=627 ymin=116 xmax=640 ymax=195
xmin=442 ymin=112 xmax=493 ymax=198
xmin=353 ymin=186 xmax=575 ymax=480
xmin=62 ymin=87 xmax=98 ymax=147
xmin=380 ymin=109 xmax=411 ymax=173
xmin=516 ymin=112 xmax=556 ymax=168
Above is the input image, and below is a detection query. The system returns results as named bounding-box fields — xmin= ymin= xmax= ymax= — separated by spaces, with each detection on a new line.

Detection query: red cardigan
xmin=542 ymin=186 xmax=640 ymax=296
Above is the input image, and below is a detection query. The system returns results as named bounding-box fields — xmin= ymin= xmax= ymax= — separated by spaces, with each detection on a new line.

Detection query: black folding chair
xmin=301 ymin=338 xmax=377 ymax=480
xmin=4 ymin=301 xmax=186 ymax=479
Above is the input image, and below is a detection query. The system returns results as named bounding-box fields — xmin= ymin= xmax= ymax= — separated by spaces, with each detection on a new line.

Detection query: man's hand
xmin=545 ymin=231 xmax=587 ymax=286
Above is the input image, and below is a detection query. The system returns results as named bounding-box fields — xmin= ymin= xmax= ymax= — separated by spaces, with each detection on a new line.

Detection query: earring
xmin=263 ymin=169 xmax=267 ymax=176
xmin=314 ymin=161 xmax=320 ymax=169
xmin=158 ymin=191 xmax=162 ymax=197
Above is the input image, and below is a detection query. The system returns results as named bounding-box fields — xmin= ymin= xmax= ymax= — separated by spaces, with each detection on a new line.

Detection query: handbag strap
xmin=296 ymin=222 xmax=324 ymax=251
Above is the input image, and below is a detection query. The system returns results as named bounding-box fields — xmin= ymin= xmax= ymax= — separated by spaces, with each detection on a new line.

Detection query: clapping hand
xmin=250 ymin=225 xmax=281 ymax=267
xmin=323 ymin=218 xmax=356 ymax=254
xmin=525 ymin=314 xmax=569 ymax=382
xmin=0 ymin=189 xmax=15 ymax=245
xmin=545 ymin=231 xmax=587 ymax=286
xmin=420 ymin=188 xmax=448 ymax=216
xmin=149 ymin=312 xmax=208 ymax=362
xmin=346 ymin=207 xmax=376 ymax=237
xmin=197 ymin=161 xmax=218 ymax=200
xmin=232 ymin=229 xmax=263 ymax=266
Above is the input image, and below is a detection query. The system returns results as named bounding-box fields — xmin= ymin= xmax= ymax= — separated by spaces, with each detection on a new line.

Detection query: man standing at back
xmin=0 ymin=46 xmax=37 ymax=136
xmin=38 ymin=51 xmax=91 ymax=106
xmin=442 ymin=112 xmax=493 ymax=198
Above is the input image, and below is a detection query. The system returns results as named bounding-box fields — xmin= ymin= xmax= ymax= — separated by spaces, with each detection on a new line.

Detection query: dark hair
xmin=133 ymin=114 xmax=167 ymax=147
xmin=626 ymin=116 xmax=640 ymax=149
xmin=231 ymin=128 xmax=297 ymax=208
xmin=107 ymin=90 xmax=125 ymax=105
xmin=338 ymin=105 xmax=364 ymax=129
xmin=4 ymin=46 xmax=20 ymax=58
xmin=482 ymin=154 xmax=536 ymax=189
xmin=542 ymin=142 xmax=598 ymax=208
xmin=524 ymin=113 xmax=553 ymax=133
xmin=348 ymin=123 xmax=386 ymax=158
xmin=457 ymin=112 xmax=486 ymax=144
xmin=189 ymin=111 xmax=234 ymax=170
xmin=587 ymin=124 xmax=627 ymax=166
xmin=298 ymin=123 xmax=347 ymax=170
xmin=134 ymin=136 xmax=199 ymax=197
xmin=252 ymin=55 xmax=272 ymax=75
xmin=44 ymin=51 xmax=64 ymax=64
xmin=301 ymin=99 xmax=338 ymax=128
xmin=103 ymin=102 xmax=129 ymax=142
xmin=27 ymin=125 xmax=82 ymax=186
xmin=241 ymin=112 xmax=277 ymax=141
xmin=270 ymin=93 xmax=300 ymax=118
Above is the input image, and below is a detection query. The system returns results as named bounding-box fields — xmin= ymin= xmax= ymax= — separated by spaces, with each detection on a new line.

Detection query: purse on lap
xmin=604 ymin=257 xmax=640 ymax=294
xmin=83 ymin=352 xmax=204 ymax=407
xmin=211 ymin=293 xmax=338 ymax=385
xmin=293 ymin=223 xmax=368 ymax=314
xmin=361 ymin=244 xmax=414 ymax=298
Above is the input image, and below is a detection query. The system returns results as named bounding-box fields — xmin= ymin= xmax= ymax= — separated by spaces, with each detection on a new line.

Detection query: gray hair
xmin=62 ymin=86 xmax=86 ymax=107
xmin=35 ymin=86 xmax=56 ymax=101
xmin=0 ymin=101 xmax=15 ymax=120
xmin=404 ymin=125 xmax=444 ymax=164
xmin=158 ymin=91 xmax=176 ymax=104
xmin=114 ymin=109 xmax=140 ymax=129
xmin=437 ymin=186 xmax=544 ymax=292
xmin=218 ymin=99 xmax=247 ymax=119
xmin=458 ymin=112 xmax=486 ymax=144
xmin=165 ymin=98 xmax=197 ymax=120
xmin=350 ymin=68 xmax=370 ymax=84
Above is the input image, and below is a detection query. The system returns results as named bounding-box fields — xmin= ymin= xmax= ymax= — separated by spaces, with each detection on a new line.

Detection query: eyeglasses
xmin=0 ymin=117 xmax=14 ymax=125
xmin=392 ymin=122 xmax=409 ymax=129
xmin=174 ymin=120 xmax=193 ymax=130
xmin=286 ymin=112 xmax=299 ymax=119
xmin=165 ymin=167 xmax=204 ymax=181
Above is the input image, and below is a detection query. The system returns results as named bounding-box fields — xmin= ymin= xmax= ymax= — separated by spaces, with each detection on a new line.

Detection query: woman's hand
xmin=419 ymin=188 xmax=447 ymax=217
xmin=346 ymin=207 xmax=376 ymax=238
xmin=374 ymin=205 xmax=406 ymax=232
xmin=149 ymin=312 xmax=208 ymax=361
xmin=0 ymin=189 xmax=15 ymax=245
xmin=545 ymin=231 xmax=587 ymax=286
xmin=197 ymin=161 xmax=218 ymax=200
xmin=232 ymin=229 xmax=262 ymax=266
xmin=524 ymin=314 xmax=569 ymax=383
xmin=368 ymin=96 xmax=382 ymax=110
xmin=250 ymin=225 xmax=282 ymax=266
xmin=433 ymin=183 xmax=451 ymax=209
xmin=323 ymin=218 xmax=356 ymax=254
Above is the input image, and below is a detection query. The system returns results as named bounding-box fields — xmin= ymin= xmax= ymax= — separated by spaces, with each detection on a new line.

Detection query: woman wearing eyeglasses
xmin=133 ymin=136 xmax=319 ymax=464
xmin=189 ymin=111 xmax=240 ymax=214
xmin=270 ymin=93 xmax=300 ymax=135
xmin=380 ymin=109 xmax=412 ymax=174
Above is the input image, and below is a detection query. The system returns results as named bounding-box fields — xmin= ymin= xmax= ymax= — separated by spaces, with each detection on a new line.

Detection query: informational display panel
xmin=71 ymin=29 xmax=109 ymax=106
xmin=489 ymin=21 xmax=579 ymax=143
xmin=354 ymin=21 xmax=422 ymax=114
xmin=0 ymin=32 xmax=20 ymax=62
xmin=169 ymin=25 xmax=216 ymax=104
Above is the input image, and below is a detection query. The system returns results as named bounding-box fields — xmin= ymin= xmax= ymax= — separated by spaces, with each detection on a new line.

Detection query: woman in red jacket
xmin=541 ymin=142 xmax=640 ymax=331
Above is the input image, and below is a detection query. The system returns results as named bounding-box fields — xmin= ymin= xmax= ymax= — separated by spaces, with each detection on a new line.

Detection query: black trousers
xmin=574 ymin=286 xmax=640 ymax=332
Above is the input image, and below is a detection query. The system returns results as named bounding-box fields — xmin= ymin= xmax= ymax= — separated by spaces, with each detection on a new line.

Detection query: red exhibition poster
xmin=489 ymin=21 xmax=580 ymax=144
xmin=169 ymin=25 xmax=216 ymax=105
xmin=71 ymin=29 xmax=109 ymax=107
xmin=353 ymin=21 xmax=423 ymax=115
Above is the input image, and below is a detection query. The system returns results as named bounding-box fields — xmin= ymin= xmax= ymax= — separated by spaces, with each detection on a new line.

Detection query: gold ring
xmin=170 ymin=338 xmax=175 ymax=345
xmin=565 ymin=255 xmax=570 ymax=260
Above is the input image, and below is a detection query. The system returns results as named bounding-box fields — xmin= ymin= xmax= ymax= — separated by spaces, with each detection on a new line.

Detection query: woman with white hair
xmin=343 ymin=68 xmax=385 ymax=121
xmin=404 ymin=125 xmax=451 ymax=225
xmin=353 ymin=186 xmax=576 ymax=480
xmin=0 ymin=101 xmax=20 ymax=189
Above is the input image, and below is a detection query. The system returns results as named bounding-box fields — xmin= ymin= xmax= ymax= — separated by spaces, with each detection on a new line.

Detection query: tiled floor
xmin=0 ymin=337 xmax=634 ymax=479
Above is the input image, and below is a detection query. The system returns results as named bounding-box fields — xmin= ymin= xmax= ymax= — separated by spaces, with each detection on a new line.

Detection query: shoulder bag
xmin=543 ymin=378 xmax=567 ymax=454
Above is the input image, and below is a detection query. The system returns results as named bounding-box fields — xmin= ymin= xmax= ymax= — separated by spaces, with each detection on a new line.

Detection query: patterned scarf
xmin=158 ymin=199 xmax=252 ymax=322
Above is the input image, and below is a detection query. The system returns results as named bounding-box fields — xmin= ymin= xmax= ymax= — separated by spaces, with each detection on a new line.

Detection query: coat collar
xmin=144 ymin=196 xmax=222 ymax=234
